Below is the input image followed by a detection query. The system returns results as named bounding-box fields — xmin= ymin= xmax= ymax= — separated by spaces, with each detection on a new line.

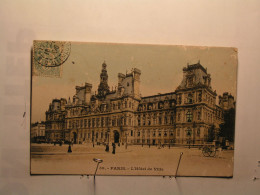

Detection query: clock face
xmin=34 ymin=41 xmax=71 ymax=67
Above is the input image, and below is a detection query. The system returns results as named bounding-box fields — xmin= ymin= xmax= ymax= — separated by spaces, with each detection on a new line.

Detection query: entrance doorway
xmin=152 ymin=139 xmax=156 ymax=145
xmin=114 ymin=131 xmax=120 ymax=143
xmin=73 ymin=132 xmax=77 ymax=144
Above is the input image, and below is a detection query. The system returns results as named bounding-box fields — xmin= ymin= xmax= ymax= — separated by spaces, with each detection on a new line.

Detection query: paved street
xmin=31 ymin=143 xmax=234 ymax=177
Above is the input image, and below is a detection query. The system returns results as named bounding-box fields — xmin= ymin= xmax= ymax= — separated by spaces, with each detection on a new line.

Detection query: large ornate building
xmin=45 ymin=61 xmax=235 ymax=145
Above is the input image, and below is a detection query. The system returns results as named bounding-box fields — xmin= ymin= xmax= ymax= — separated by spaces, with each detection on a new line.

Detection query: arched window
xmin=186 ymin=111 xmax=192 ymax=122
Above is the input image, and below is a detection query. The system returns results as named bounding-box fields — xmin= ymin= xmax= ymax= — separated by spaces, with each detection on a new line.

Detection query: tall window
xmin=178 ymin=113 xmax=181 ymax=121
xmin=197 ymin=111 xmax=201 ymax=120
xmin=187 ymin=93 xmax=193 ymax=104
xmin=198 ymin=92 xmax=202 ymax=102
xmin=164 ymin=116 xmax=168 ymax=124
xmin=178 ymin=95 xmax=182 ymax=104
xmin=84 ymin=119 xmax=87 ymax=128
xmin=158 ymin=116 xmax=162 ymax=125
xmin=186 ymin=111 xmax=192 ymax=122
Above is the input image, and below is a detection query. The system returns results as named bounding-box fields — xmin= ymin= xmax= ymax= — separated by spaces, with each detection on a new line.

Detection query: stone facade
xmin=45 ymin=61 xmax=233 ymax=145
xmin=31 ymin=122 xmax=45 ymax=141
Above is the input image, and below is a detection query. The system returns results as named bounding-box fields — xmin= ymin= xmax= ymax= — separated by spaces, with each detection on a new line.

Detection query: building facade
xmin=31 ymin=122 xmax=45 ymax=142
xmin=44 ymin=61 xmax=234 ymax=145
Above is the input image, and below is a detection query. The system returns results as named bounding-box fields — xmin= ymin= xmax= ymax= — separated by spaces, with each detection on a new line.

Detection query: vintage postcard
xmin=31 ymin=41 xmax=237 ymax=177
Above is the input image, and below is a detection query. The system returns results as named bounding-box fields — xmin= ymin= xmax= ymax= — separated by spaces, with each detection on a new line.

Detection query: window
xmin=197 ymin=128 xmax=200 ymax=136
xmin=80 ymin=120 xmax=83 ymax=128
xmin=153 ymin=131 xmax=156 ymax=137
xmin=131 ymin=130 xmax=133 ymax=136
xmin=88 ymin=119 xmax=91 ymax=127
xmin=170 ymin=130 xmax=174 ymax=136
xmin=92 ymin=118 xmax=95 ymax=127
xmin=164 ymin=116 xmax=168 ymax=124
xmin=178 ymin=95 xmax=182 ymax=104
xmin=170 ymin=115 xmax=174 ymax=124
xmin=158 ymin=116 xmax=162 ymax=125
xmin=187 ymin=93 xmax=193 ymax=104
xmin=138 ymin=119 xmax=141 ymax=126
xmin=198 ymin=92 xmax=202 ymax=102
xmin=186 ymin=129 xmax=192 ymax=136
xmin=153 ymin=117 xmax=157 ymax=125
xmin=158 ymin=131 xmax=161 ymax=137
xmin=127 ymin=82 xmax=129 ymax=86
xmin=143 ymin=118 xmax=146 ymax=126
xmin=84 ymin=119 xmax=87 ymax=128
xmin=164 ymin=131 xmax=167 ymax=137
xmin=197 ymin=111 xmax=201 ymax=120
xmin=186 ymin=111 xmax=192 ymax=122
xmin=137 ymin=131 xmax=140 ymax=137
xmin=178 ymin=113 xmax=181 ymax=121
xmin=187 ymin=77 xmax=193 ymax=86
xmin=101 ymin=118 xmax=104 ymax=127
xmin=97 ymin=118 xmax=100 ymax=127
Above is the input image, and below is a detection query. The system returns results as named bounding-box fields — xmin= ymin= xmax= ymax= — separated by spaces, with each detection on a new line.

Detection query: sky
xmin=31 ymin=42 xmax=238 ymax=123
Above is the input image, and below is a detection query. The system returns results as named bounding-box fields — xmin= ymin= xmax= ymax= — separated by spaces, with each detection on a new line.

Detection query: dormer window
xmin=187 ymin=76 xmax=193 ymax=87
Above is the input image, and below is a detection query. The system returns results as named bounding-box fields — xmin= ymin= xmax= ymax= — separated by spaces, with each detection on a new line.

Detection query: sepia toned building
xmin=44 ymin=61 xmax=235 ymax=145
xmin=31 ymin=122 xmax=45 ymax=142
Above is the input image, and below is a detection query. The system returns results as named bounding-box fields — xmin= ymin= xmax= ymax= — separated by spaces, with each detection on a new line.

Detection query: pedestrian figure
xmin=118 ymin=142 xmax=120 ymax=147
xmin=68 ymin=144 xmax=72 ymax=153
xmin=112 ymin=143 xmax=116 ymax=154
xmin=149 ymin=144 xmax=150 ymax=148
xmin=105 ymin=144 xmax=109 ymax=152
xmin=169 ymin=144 xmax=170 ymax=149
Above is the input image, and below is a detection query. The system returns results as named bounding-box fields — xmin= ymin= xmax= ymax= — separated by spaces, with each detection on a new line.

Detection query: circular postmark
xmin=34 ymin=41 xmax=71 ymax=67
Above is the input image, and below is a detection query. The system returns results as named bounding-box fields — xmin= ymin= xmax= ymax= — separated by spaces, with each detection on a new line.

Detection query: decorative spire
xmin=97 ymin=61 xmax=110 ymax=99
